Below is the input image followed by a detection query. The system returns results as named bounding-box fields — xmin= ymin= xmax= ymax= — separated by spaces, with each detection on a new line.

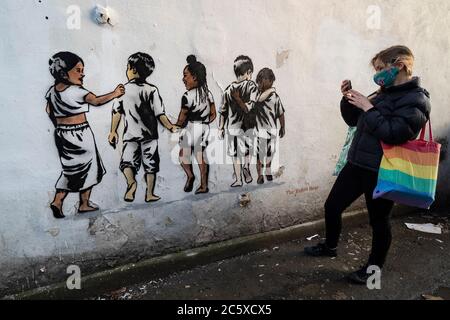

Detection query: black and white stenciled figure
xmin=176 ymin=55 xmax=217 ymax=195
xmin=253 ymin=68 xmax=286 ymax=185
xmin=218 ymin=56 xmax=258 ymax=188
xmin=218 ymin=56 xmax=275 ymax=188
xmin=46 ymin=51 xmax=125 ymax=219
xmin=109 ymin=52 xmax=177 ymax=203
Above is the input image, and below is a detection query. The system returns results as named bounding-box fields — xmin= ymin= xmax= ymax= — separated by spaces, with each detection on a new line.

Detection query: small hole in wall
xmin=45 ymin=16 xmax=49 ymax=20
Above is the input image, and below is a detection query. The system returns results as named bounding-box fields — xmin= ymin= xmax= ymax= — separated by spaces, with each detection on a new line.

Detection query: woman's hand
xmin=341 ymin=80 xmax=352 ymax=95
xmin=345 ymin=89 xmax=374 ymax=112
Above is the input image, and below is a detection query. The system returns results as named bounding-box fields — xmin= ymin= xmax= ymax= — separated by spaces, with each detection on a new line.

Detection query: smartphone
xmin=344 ymin=80 xmax=352 ymax=100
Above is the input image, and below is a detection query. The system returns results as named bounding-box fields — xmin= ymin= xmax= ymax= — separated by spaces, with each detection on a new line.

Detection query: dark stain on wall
xmin=436 ymin=136 xmax=448 ymax=162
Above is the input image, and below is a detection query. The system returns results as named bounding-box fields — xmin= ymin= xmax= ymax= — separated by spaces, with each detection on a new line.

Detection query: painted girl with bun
xmin=176 ymin=55 xmax=216 ymax=194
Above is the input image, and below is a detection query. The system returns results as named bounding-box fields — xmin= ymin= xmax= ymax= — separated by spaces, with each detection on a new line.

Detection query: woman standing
xmin=305 ymin=46 xmax=431 ymax=284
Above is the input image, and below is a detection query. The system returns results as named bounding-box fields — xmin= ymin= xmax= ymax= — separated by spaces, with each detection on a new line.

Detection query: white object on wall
xmin=94 ymin=4 xmax=116 ymax=26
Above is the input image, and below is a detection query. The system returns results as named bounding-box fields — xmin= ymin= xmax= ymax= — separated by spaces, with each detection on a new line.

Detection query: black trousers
xmin=325 ymin=162 xmax=394 ymax=268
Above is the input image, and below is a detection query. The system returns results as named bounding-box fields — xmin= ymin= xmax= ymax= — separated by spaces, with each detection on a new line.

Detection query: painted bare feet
xmin=78 ymin=202 xmax=99 ymax=213
xmin=50 ymin=203 xmax=65 ymax=219
xmin=257 ymin=175 xmax=265 ymax=185
xmin=184 ymin=176 xmax=195 ymax=192
xmin=231 ymin=180 xmax=243 ymax=188
xmin=145 ymin=194 xmax=161 ymax=203
xmin=195 ymin=186 xmax=209 ymax=194
xmin=243 ymin=167 xmax=253 ymax=184
xmin=124 ymin=181 xmax=137 ymax=202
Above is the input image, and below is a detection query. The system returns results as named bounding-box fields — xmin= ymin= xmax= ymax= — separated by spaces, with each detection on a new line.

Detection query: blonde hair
xmin=371 ymin=45 xmax=415 ymax=76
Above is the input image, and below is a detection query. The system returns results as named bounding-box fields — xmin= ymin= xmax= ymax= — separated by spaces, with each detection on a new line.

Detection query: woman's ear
xmin=395 ymin=62 xmax=405 ymax=72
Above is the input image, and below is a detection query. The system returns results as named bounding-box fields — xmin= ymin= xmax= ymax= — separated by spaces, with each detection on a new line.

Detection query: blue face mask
xmin=373 ymin=66 xmax=400 ymax=87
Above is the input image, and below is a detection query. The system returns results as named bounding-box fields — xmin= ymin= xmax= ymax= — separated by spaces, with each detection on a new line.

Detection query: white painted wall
xmin=0 ymin=0 xmax=449 ymax=293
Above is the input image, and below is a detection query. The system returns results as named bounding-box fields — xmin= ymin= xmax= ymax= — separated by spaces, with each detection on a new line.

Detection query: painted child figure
xmin=46 ymin=51 xmax=125 ymax=219
xmin=253 ymin=68 xmax=285 ymax=184
xmin=176 ymin=55 xmax=217 ymax=194
xmin=109 ymin=52 xmax=177 ymax=203
xmin=218 ymin=55 xmax=259 ymax=187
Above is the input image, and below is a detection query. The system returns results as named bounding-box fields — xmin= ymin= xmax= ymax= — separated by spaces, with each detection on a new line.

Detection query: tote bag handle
xmin=419 ymin=120 xmax=434 ymax=142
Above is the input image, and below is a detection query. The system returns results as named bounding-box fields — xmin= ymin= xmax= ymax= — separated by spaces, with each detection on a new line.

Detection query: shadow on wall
xmin=431 ymin=133 xmax=449 ymax=210
xmin=69 ymin=181 xmax=287 ymax=222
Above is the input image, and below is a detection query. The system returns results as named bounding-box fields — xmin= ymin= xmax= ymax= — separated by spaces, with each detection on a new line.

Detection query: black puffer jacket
xmin=341 ymin=77 xmax=431 ymax=172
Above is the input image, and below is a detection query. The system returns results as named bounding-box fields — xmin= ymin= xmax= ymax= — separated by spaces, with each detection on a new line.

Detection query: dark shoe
xmin=243 ymin=167 xmax=253 ymax=184
xmin=347 ymin=265 xmax=373 ymax=285
xmin=266 ymin=175 xmax=273 ymax=182
xmin=257 ymin=175 xmax=264 ymax=185
xmin=50 ymin=204 xmax=65 ymax=219
xmin=184 ymin=176 xmax=195 ymax=192
xmin=304 ymin=242 xmax=337 ymax=257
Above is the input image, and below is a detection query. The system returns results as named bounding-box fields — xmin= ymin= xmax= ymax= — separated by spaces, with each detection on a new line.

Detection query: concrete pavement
xmin=92 ymin=212 xmax=450 ymax=300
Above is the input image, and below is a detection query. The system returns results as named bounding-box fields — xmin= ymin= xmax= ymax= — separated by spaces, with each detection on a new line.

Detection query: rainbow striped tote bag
xmin=373 ymin=121 xmax=441 ymax=209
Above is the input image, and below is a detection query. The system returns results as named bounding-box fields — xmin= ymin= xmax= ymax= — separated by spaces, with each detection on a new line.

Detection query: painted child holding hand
xmin=176 ymin=55 xmax=216 ymax=194
xmin=109 ymin=52 xmax=177 ymax=203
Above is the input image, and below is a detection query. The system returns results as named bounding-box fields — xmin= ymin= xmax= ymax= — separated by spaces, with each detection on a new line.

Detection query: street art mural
xmin=46 ymin=51 xmax=125 ymax=219
xmin=109 ymin=52 xmax=177 ymax=203
xmin=218 ymin=55 xmax=259 ymax=188
xmin=230 ymin=67 xmax=286 ymax=185
xmin=45 ymin=52 xmax=286 ymax=219
xmin=175 ymin=55 xmax=217 ymax=195
xmin=218 ymin=56 xmax=285 ymax=187
xmin=253 ymin=68 xmax=286 ymax=185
